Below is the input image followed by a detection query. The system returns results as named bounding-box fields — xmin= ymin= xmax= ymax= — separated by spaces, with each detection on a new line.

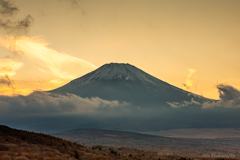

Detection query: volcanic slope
xmin=50 ymin=63 xmax=212 ymax=106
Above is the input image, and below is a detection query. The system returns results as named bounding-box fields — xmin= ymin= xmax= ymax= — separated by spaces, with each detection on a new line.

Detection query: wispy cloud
xmin=0 ymin=0 xmax=34 ymax=35
xmin=0 ymin=14 xmax=34 ymax=35
xmin=182 ymin=69 xmax=197 ymax=90
xmin=0 ymin=58 xmax=23 ymax=76
xmin=0 ymin=0 xmax=18 ymax=15
xmin=0 ymin=58 xmax=22 ymax=93
xmin=0 ymin=74 xmax=14 ymax=88
xmin=0 ymin=35 xmax=97 ymax=80
xmin=68 ymin=0 xmax=79 ymax=5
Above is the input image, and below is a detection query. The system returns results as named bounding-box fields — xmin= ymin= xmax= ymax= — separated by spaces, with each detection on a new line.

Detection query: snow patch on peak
xmin=71 ymin=63 xmax=163 ymax=86
xmin=95 ymin=63 xmax=151 ymax=81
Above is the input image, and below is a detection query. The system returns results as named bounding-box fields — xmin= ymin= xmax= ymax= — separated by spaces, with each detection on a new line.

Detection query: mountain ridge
xmin=50 ymin=63 xmax=212 ymax=106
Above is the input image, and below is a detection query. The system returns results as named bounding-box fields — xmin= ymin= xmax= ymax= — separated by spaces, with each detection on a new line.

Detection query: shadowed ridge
xmin=0 ymin=124 xmax=82 ymax=147
xmin=0 ymin=124 xmax=126 ymax=159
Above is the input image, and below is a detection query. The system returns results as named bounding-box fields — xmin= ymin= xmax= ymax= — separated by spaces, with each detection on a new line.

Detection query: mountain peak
xmin=50 ymin=63 xmax=209 ymax=106
xmin=77 ymin=62 xmax=154 ymax=83
xmin=105 ymin=62 xmax=130 ymax=65
xmin=101 ymin=62 xmax=134 ymax=70
xmin=101 ymin=63 xmax=134 ymax=74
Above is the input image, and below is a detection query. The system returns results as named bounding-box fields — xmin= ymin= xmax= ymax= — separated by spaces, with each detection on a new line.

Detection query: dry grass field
xmin=0 ymin=125 xmax=239 ymax=160
xmin=53 ymin=128 xmax=240 ymax=159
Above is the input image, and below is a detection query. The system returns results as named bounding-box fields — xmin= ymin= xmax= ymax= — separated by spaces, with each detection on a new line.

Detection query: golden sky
xmin=1 ymin=0 xmax=240 ymax=99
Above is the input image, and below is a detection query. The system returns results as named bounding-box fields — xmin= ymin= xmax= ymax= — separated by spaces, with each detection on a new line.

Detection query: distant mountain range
xmin=50 ymin=63 xmax=212 ymax=106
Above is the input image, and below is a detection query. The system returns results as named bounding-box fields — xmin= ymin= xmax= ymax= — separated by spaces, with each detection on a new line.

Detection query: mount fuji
xmin=6 ymin=63 xmax=240 ymax=132
xmin=50 ymin=63 xmax=211 ymax=107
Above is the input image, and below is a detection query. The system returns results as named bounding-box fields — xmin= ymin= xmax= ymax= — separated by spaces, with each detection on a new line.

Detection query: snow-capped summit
xmin=50 ymin=63 xmax=211 ymax=107
xmin=86 ymin=63 xmax=138 ymax=80
xmin=79 ymin=63 xmax=137 ymax=81
xmin=71 ymin=63 xmax=166 ymax=85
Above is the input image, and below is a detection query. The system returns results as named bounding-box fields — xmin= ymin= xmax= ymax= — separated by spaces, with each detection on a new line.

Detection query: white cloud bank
xmin=202 ymin=84 xmax=240 ymax=109
xmin=0 ymin=92 xmax=129 ymax=117
xmin=167 ymin=98 xmax=201 ymax=108
xmin=168 ymin=84 xmax=240 ymax=109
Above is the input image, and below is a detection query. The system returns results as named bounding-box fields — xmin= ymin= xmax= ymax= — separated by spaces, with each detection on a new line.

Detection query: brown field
xmin=0 ymin=125 xmax=239 ymax=160
xmin=53 ymin=128 xmax=240 ymax=159
xmin=142 ymin=128 xmax=240 ymax=139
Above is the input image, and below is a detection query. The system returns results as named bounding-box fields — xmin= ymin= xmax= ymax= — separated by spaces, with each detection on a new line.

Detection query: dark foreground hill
xmin=0 ymin=125 xmax=122 ymax=160
xmin=0 ymin=125 xmax=238 ymax=159
xmin=0 ymin=125 xmax=192 ymax=160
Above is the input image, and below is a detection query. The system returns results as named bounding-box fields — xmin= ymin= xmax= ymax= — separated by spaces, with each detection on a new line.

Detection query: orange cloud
xmin=0 ymin=58 xmax=23 ymax=95
xmin=0 ymin=58 xmax=23 ymax=76
xmin=0 ymin=35 xmax=97 ymax=80
xmin=182 ymin=69 xmax=197 ymax=90
xmin=0 ymin=86 xmax=32 ymax=96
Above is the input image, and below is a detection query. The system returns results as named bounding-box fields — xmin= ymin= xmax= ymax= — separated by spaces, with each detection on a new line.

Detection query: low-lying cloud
xmin=167 ymin=98 xmax=201 ymax=108
xmin=0 ymin=92 xmax=129 ymax=117
xmin=1 ymin=84 xmax=240 ymax=131
xmin=202 ymin=84 xmax=240 ymax=108
xmin=168 ymin=84 xmax=240 ymax=109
